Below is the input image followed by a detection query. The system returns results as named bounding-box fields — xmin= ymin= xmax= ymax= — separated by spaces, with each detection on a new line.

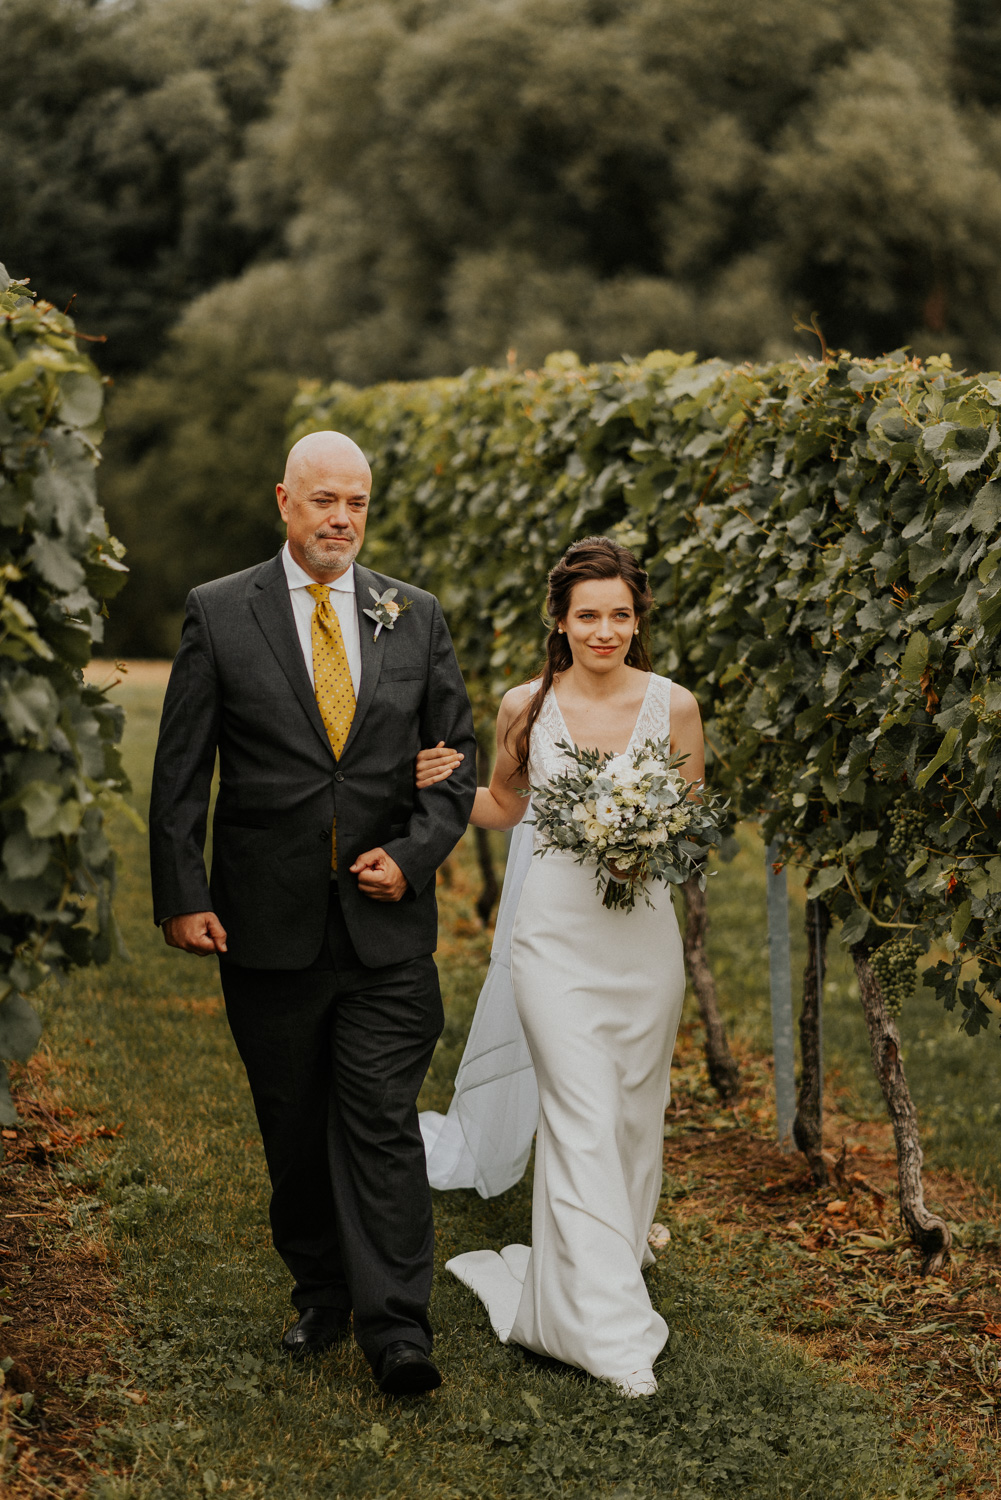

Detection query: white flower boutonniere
xmin=363 ymin=587 xmax=411 ymax=641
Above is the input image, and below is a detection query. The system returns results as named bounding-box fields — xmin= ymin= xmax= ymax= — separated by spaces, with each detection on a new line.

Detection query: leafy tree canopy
xmin=20 ymin=0 xmax=1000 ymax=651
xmin=0 ymin=0 xmax=303 ymax=375
xmin=189 ymin=0 xmax=1001 ymax=381
xmin=99 ymin=328 xmax=295 ymax=654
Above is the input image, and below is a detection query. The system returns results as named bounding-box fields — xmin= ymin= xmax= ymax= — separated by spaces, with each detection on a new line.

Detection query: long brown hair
xmin=511 ymin=536 xmax=654 ymax=775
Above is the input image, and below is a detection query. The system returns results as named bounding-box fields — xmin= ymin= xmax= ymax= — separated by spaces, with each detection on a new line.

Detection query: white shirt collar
xmin=281 ymin=542 xmax=356 ymax=593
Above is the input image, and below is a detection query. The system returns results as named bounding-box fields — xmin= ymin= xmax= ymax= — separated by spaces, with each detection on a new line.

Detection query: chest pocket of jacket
xmin=380 ymin=667 xmax=423 ymax=682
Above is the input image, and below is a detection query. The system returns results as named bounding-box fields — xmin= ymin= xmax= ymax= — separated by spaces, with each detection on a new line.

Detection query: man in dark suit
xmin=149 ymin=431 xmax=477 ymax=1396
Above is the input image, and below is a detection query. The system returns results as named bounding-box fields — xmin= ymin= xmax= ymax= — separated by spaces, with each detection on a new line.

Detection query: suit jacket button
xmin=319 ymin=829 xmax=329 ymax=843
xmin=334 ymin=772 xmax=345 ymax=783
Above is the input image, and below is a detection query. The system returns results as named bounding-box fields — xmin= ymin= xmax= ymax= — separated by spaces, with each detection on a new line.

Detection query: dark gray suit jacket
xmin=149 ymin=553 xmax=477 ymax=969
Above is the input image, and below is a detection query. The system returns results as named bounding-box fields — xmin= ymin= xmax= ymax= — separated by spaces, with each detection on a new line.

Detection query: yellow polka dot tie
xmin=307 ymin=584 xmax=356 ymax=867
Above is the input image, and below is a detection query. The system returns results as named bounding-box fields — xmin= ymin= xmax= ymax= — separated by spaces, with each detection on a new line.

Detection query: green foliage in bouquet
xmin=292 ymin=344 xmax=1001 ymax=1035
xmin=528 ymin=738 xmax=727 ymax=911
xmin=0 ymin=266 xmax=129 ymax=1125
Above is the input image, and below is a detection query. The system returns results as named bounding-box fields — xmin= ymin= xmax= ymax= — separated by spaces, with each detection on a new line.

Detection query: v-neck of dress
xmin=550 ymin=672 xmax=655 ymax=758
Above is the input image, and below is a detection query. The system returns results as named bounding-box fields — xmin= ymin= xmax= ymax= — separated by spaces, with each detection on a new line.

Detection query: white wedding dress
xmin=441 ymin=674 xmax=686 ymax=1395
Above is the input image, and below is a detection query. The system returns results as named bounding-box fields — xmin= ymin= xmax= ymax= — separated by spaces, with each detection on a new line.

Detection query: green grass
xmin=30 ymin=681 xmax=989 ymax=1498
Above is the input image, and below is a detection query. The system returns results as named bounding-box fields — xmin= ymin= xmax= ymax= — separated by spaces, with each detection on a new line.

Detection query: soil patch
xmin=661 ymin=1027 xmax=1001 ymax=1486
xmin=1 ymin=1054 xmax=129 ymax=1498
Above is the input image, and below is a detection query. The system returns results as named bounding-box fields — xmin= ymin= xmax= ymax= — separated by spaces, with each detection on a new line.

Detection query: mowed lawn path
xmin=29 ymin=670 xmax=1000 ymax=1498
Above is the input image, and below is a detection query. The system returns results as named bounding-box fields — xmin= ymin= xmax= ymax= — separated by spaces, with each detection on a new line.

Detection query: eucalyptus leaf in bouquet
xmin=527 ymin=736 xmax=727 ymax=911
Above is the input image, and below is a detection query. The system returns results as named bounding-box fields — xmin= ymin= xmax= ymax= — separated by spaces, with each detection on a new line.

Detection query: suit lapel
xmin=341 ymin=564 xmax=386 ymax=758
xmin=249 ymin=553 xmax=334 ymax=760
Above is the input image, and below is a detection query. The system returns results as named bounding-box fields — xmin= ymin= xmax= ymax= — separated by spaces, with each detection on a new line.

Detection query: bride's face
xmin=561 ymin=578 xmax=637 ymax=673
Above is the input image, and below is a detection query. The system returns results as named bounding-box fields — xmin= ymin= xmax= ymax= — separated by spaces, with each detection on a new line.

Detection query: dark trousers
xmin=220 ymin=888 xmax=443 ymax=1367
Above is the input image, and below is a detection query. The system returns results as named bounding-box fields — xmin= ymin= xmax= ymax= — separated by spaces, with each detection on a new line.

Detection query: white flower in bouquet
xmin=605 ymin=754 xmax=643 ymax=786
xmin=593 ymin=794 xmax=620 ymax=825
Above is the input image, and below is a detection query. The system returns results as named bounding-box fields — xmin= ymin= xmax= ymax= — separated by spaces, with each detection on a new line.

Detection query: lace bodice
xmin=526 ymin=674 xmax=673 ymax=846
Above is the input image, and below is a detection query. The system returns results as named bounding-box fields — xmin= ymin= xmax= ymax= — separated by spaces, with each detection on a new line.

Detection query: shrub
xmin=0 ymin=265 xmax=129 ymax=1125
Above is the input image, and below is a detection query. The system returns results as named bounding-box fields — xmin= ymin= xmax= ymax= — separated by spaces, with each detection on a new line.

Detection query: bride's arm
xmin=470 ymin=688 xmax=531 ymax=830
xmin=670 ymin=683 xmax=706 ymax=795
xmin=414 ymin=687 xmax=531 ymax=829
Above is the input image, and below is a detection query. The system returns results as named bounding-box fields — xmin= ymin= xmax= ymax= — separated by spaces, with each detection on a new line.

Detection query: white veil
xmin=419 ymin=813 xmax=539 ymax=1198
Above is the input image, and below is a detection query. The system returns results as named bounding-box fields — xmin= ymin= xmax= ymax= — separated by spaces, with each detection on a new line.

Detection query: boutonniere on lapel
xmin=363 ymin=587 xmax=412 ymax=641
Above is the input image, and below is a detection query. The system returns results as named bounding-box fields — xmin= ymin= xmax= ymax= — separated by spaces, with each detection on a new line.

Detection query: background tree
xmin=98 ymin=321 xmax=294 ymax=655
xmin=6 ymin=0 xmax=1001 ymax=652
xmin=0 ymin=0 xmax=301 ymax=376
xmin=208 ymin=0 xmax=1001 ymax=380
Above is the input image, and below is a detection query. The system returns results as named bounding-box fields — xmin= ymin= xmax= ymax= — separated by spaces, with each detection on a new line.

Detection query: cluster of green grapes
xmin=971 ymin=692 xmax=1001 ymax=730
xmin=710 ymin=701 xmax=745 ymax=749
xmin=888 ymin=804 xmax=925 ymax=859
xmin=870 ymin=939 xmax=919 ymax=1016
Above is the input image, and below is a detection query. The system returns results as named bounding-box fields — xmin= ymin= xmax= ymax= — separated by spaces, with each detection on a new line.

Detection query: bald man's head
xmin=276 ymin=430 xmax=371 ymax=581
xmin=282 ymin=431 xmax=371 ymax=496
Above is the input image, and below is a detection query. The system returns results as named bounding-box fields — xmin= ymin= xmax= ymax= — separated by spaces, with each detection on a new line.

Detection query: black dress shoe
xmin=281 ymin=1306 xmax=350 ymax=1358
xmin=375 ymin=1340 xmax=442 ymax=1396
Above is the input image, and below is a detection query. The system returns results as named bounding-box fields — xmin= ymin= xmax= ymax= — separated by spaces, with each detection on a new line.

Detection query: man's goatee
xmin=304 ymin=535 xmax=359 ymax=571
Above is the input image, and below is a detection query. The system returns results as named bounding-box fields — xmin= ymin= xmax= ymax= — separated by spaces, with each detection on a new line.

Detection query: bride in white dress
xmin=417 ymin=537 xmax=704 ymax=1397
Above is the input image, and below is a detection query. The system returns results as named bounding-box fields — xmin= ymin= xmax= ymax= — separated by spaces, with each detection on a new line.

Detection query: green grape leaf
xmin=900 ymin=631 xmax=929 ymax=683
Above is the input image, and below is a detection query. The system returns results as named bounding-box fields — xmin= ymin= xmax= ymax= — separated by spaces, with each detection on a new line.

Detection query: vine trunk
xmin=681 ymin=877 xmax=740 ymax=1103
xmin=794 ymin=901 xmax=830 ymax=1188
xmin=851 ymin=944 xmax=951 ymax=1275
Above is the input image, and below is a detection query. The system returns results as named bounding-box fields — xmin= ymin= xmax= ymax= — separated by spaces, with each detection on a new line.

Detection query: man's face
xmin=277 ymin=457 xmax=370 ymax=580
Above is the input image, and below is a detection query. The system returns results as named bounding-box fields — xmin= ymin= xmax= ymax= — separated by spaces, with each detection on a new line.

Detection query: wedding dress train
xmin=442 ymin=675 xmax=686 ymax=1393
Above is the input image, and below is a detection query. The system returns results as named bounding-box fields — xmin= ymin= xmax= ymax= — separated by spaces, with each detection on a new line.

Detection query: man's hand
xmin=162 ymin=911 xmax=228 ymax=955
xmin=350 ymin=848 xmax=408 ymax=902
xmin=416 ymin=740 xmax=463 ymax=789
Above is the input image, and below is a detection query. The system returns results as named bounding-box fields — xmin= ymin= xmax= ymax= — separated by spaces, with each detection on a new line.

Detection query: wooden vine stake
xmin=765 ymin=843 xmax=797 ymax=1153
xmin=852 ymin=944 xmax=951 ymax=1275
xmin=681 ymin=876 xmax=740 ymax=1103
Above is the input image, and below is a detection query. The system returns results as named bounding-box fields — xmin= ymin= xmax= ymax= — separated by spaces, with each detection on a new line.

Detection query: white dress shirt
xmin=281 ymin=543 xmax=362 ymax=697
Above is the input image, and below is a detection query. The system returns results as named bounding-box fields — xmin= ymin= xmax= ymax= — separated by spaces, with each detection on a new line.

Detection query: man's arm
xmin=149 ymin=589 xmax=224 ymax=936
xmin=379 ymin=599 xmax=477 ymax=898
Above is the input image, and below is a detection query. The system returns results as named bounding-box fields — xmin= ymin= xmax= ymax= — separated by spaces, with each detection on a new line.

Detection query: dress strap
xmin=631 ymin=672 xmax=672 ymax=747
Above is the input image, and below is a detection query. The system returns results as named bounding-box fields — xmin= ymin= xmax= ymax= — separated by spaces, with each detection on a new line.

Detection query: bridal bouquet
xmin=528 ymin=737 xmax=727 ymax=911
